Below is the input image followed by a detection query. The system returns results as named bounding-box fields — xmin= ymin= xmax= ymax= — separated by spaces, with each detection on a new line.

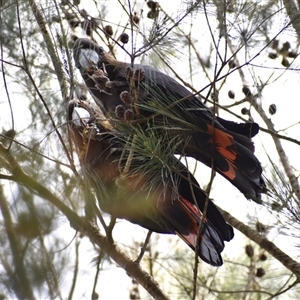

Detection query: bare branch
xmin=220 ymin=207 xmax=300 ymax=281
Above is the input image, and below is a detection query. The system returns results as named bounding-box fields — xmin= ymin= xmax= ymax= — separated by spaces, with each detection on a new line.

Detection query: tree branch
xmin=219 ymin=207 xmax=300 ymax=281
xmin=29 ymin=0 xmax=69 ymax=99
xmin=0 ymin=142 xmax=170 ymax=300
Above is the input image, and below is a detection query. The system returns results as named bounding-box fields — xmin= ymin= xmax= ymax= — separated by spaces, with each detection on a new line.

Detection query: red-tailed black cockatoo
xmin=72 ymin=38 xmax=266 ymax=203
xmin=68 ymin=99 xmax=234 ymax=266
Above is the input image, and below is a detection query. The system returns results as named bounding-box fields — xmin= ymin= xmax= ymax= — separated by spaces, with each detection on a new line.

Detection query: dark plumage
xmin=73 ymin=38 xmax=266 ymax=203
xmin=68 ymin=99 xmax=234 ymax=266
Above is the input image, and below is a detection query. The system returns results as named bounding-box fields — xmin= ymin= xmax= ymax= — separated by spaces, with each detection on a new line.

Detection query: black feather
xmin=67 ymin=99 xmax=234 ymax=267
xmin=73 ymin=38 xmax=266 ymax=202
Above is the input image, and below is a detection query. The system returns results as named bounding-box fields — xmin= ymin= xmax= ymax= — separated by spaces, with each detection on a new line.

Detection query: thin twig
xmin=135 ymin=231 xmax=152 ymax=264
xmin=68 ymin=236 xmax=81 ymax=300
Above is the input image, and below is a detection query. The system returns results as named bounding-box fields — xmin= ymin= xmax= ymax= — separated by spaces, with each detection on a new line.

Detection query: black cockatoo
xmin=68 ymin=99 xmax=234 ymax=266
xmin=72 ymin=38 xmax=266 ymax=203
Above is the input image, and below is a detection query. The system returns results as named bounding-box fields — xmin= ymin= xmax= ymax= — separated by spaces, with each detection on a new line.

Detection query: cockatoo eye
xmin=78 ymin=49 xmax=99 ymax=69
xmin=72 ymin=107 xmax=91 ymax=126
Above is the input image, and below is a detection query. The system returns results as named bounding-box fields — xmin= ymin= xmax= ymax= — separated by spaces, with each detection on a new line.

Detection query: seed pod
xmin=2 ymin=129 xmax=16 ymax=140
xmin=242 ymin=86 xmax=252 ymax=97
xmin=245 ymin=244 xmax=254 ymax=258
xmin=80 ymin=9 xmax=88 ymax=18
xmin=104 ymin=25 xmax=113 ymax=37
xmin=282 ymin=41 xmax=291 ymax=52
xmin=132 ymin=12 xmax=140 ymax=24
xmin=256 ymin=268 xmax=266 ymax=278
xmin=147 ymin=0 xmax=158 ymax=10
xmin=259 ymin=253 xmax=267 ymax=261
xmin=120 ymin=91 xmax=132 ymax=104
xmin=92 ymin=291 xmax=99 ymax=300
xmin=269 ymin=104 xmax=277 ymax=115
xmin=120 ymin=33 xmax=129 ymax=44
xmin=281 ymin=57 xmax=290 ymax=67
xmin=125 ymin=67 xmax=134 ymax=79
xmin=228 ymin=90 xmax=235 ymax=99
xmin=228 ymin=60 xmax=236 ymax=69
xmin=241 ymin=107 xmax=249 ymax=115
xmin=115 ymin=105 xmax=126 ymax=119
xmin=268 ymin=52 xmax=278 ymax=59
xmin=92 ymin=69 xmax=107 ymax=80
xmin=271 ymin=39 xmax=279 ymax=50
xmin=124 ymin=109 xmax=134 ymax=121
xmin=288 ymin=50 xmax=297 ymax=58
xmin=134 ymin=68 xmax=145 ymax=81
xmin=147 ymin=9 xmax=159 ymax=19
